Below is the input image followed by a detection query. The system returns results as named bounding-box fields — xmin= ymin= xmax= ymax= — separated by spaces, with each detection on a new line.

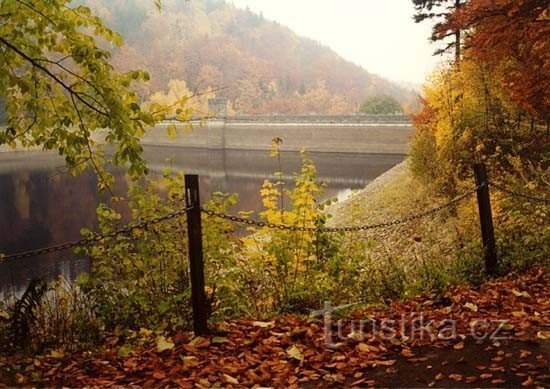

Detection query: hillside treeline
xmin=84 ymin=0 xmax=418 ymax=115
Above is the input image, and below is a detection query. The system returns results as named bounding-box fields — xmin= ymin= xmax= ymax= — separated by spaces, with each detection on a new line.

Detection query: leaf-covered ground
xmin=1 ymin=267 xmax=548 ymax=388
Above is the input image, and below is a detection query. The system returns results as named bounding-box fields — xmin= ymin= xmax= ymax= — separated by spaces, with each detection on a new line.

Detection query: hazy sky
xmin=230 ymin=0 xmax=445 ymax=86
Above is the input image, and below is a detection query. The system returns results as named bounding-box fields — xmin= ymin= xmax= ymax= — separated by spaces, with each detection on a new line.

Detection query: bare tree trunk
xmin=455 ymin=0 xmax=462 ymax=63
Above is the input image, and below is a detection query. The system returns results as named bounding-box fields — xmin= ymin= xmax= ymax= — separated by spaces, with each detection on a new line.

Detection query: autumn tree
xmin=0 ymin=0 xmax=184 ymax=188
xmin=82 ymin=0 xmax=417 ymax=115
xmin=147 ymin=79 xmax=217 ymax=118
xmin=359 ymin=95 xmax=404 ymax=115
xmin=443 ymin=0 xmax=550 ymax=121
xmin=412 ymin=0 xmax=549 ymax=195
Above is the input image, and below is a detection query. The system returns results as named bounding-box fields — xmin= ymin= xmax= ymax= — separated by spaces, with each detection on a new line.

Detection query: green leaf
xmin=158 ymin=300 xmax=170 ymax=314
xmin=118 ymin=344 xmax=133 ymax=358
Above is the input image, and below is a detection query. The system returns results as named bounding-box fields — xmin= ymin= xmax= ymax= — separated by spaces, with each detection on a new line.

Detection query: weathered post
xmin=473 ymin=163 xmax=498 ymax=276
xmin=184 ymin=174 xmax=209 ymax=335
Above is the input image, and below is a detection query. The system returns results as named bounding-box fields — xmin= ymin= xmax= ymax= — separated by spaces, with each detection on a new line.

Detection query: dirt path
xmin=357 ymin=338 xmax=549 ymax=388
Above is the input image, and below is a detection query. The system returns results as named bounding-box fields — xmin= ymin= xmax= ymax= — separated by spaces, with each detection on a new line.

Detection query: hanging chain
xmin=1 ymin=207 xmax=192 ymax=261
xmin=201 ymin=185 xmax=481 ymax=233
xmin=490 ymin=183 xmax=550 ymax=204
xmin=2 ymin=184 xmax=485 ymax=262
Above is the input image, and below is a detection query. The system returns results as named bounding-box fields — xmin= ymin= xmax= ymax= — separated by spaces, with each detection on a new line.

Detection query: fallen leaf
xmin=49 ymin=350 xmax=64 ymax=359
xmin=139 ymin=328 xmax=153 ymax=337
xmin=117 ymin=345 xmax=132 ymax=358
xmin=511 ymin=289 xmax=531 ymax=298
xmin=286 ymin=345 xmax=304 ymax=361
xmin=519 ymin=350 xmax=532 ymax=359
xmin=188 ymin=336 xmax=210 ymax=348
xmin=521 ymin=376 xmax=533 ymax=386
xmin=449 ymin=374 xmax=463 ymax=381
xmin=252 ymin=321 xmax=275 ymax=328
xmin=212 ymin=336 xmax=230 ymax=345
xmin=152 ymin=371 xmax=166 ymax=379
xmin=500 ymin=323 xmax=515 ymax=331
xmin=156 ymin=336 xmax=175 ymax=352
xmin=453 ymin=341 xmax=464 ymax=350
xmin=464 ymin=302 xmax=478 ymax=312
xmin=374 ymin=360 xmax=396 ymax=366
xmin=435 ymin=373 xmax=445 ymax=381
xmin=356 ymin=343 xmax=370 ymax=353
xmin=181 ymin=356 xmax=199 ymax=368
xmin=351 ymin=378 xmax=366 ymax=386
xmin=223 ymin=374 xmax=239 ymax=385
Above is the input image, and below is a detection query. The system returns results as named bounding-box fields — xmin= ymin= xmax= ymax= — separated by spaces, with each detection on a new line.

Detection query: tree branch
xmin=0 ymin=36 xmax=110 ymax=118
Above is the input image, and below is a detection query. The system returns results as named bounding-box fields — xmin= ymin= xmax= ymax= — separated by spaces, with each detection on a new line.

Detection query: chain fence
xmin=0 ymin=207 xmax=192 ymax=261
xmin=201 ymin=184 xmax=481 ymax=232
xmin=1 ymin=179 xmax=547 ymax=263
xmin=490 ymin=183 xmax=550 ymax=204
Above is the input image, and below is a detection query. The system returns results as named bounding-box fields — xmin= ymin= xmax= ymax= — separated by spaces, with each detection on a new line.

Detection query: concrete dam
xmin=141 ymin=114 xmax=413 ymax=155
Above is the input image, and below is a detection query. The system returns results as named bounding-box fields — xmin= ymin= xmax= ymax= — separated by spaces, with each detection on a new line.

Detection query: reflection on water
xmin=0 ymin=147 xmax=404 ymax=297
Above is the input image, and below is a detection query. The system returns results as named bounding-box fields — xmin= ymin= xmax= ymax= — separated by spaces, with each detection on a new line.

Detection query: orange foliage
xmin=440 ymin=0 xmax=549 ymax=119
xmin=84 ymin=0 xmax=417 ymax=115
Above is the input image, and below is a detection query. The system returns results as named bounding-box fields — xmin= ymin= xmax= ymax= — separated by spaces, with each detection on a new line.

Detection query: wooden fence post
xmin=184 ymin=174 xmax=209 ymax=335
xmin=473 ymin=163 xmax=498 ymax=276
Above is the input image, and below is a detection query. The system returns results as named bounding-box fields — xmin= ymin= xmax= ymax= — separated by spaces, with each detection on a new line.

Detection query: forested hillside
xmin=84 ymin=0 xmax=418 ymax=115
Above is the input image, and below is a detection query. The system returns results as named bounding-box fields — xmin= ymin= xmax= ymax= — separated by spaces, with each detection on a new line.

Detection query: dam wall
xmin=141 ymin=115 xmax=413 ymax=155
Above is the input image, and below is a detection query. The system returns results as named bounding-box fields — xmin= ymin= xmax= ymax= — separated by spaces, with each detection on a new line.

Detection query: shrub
xmin=78 ymin=170 xmax=241 ymax=332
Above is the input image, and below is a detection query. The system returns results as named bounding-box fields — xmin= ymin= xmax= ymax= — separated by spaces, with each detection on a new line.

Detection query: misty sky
xmin=230 ymin=0 xmax=445 ymax=86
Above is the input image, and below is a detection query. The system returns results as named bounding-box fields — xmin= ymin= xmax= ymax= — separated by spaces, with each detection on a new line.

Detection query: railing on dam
xmin=212 ymin=114 xmax=412 ymax=124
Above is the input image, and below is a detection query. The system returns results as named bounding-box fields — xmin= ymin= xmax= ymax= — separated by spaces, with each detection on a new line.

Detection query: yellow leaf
xmin=356 ymin=343 xmax=371 ymax=353
xmin=212 ymin=336 xmax=230 ymax=345
xmin=500 ymin=323 xmax=514 ymax=331
xmin=49 ymin=350 xmax=64 ymax=359
xmin=511 ymin=289 xmax=531 ymax=298
xmin=223 ymin=374 xmax=239 ymax=385
xmin=166 ymin=124 xmax=177 ymax=139
xmin=286 ymin=345 xmax=304 ymax=361
xmin=181 ymin=356 xmax=199 ymax=368
xmin=464 ymin=302 xmax=478 ymax=312
xmin=156 ymin=336 xmax=175 ymax=352
xmin=252 ymin=321 xmax=275 ymax=328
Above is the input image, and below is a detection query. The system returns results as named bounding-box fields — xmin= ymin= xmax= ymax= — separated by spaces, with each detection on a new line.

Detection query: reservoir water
xmin=0 ymin=146 xmax=404 ymax=297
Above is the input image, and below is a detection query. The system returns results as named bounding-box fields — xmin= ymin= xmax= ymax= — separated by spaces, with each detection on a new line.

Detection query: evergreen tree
xmin=412 ymin=0 xmax=465 ymax=62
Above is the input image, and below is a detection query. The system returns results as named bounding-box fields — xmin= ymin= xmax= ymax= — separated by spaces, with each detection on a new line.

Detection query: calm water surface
xmin=0 ymin=146 xmax=403 ymax=297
